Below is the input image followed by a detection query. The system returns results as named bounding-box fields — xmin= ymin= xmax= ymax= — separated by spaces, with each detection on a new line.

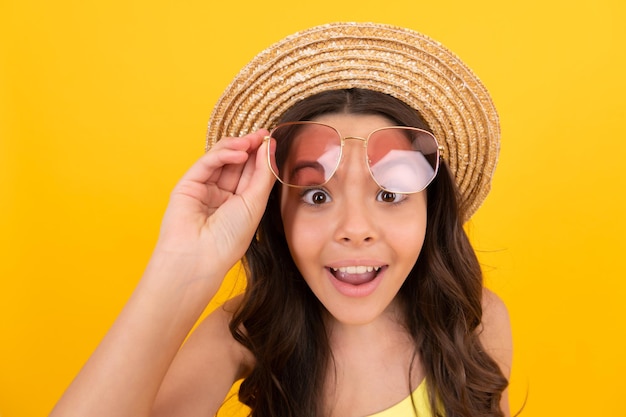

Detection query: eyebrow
xmin=288 ymin=160 xmax=326 ymax=182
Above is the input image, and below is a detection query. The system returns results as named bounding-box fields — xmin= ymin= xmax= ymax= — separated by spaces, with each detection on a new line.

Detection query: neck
xmin=323 ymin=298 xmax=418 ymax=378
xmin=325 ymin=299 xmax=408 ymax=346
xmin=321 ymin=300 xmax=424 ymax=417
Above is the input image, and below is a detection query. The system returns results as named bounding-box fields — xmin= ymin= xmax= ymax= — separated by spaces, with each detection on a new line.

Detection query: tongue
xmin=333 ymin=270 xmax=377 ymax=285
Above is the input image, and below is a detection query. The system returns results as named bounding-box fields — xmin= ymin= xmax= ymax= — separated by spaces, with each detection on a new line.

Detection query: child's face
xmin=280 ymin=113 xmax=428 ymax=326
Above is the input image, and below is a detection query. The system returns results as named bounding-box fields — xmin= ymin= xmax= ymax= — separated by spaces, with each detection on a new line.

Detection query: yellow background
xmin=1 ymin=0 xmax=625 ymax=415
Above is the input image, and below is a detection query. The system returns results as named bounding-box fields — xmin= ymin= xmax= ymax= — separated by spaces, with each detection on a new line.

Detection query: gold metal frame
xmin=264 ymin=121 xmax=442 ymax=194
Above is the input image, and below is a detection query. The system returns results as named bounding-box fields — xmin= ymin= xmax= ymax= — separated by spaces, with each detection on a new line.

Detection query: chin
xmin=323 ymin=301 xmax=390 ymax=327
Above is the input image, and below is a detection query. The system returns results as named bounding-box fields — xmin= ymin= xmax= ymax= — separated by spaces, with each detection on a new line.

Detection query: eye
xmin=302 ymin=189 xmax=332 ymax=205
xmin=376 ymin=190 xmax=406 ymax=203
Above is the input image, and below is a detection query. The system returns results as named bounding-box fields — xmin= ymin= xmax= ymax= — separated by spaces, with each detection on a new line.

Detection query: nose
xmin=333 ymin=142 xmax=379 ymax=246
xmin=334 ymin=203 xmax=378 ymax=245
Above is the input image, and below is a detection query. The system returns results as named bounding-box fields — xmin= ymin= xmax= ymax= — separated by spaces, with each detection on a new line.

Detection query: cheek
xmin=392 ymin=219 xmax=426 ymax=257
xmin=391 ymin=199 xmax=428 ymax=256
xmin=280 ymin=190 xmax=298 ymax=244
xmin=280 ymin=192 xmax=319 ymax=263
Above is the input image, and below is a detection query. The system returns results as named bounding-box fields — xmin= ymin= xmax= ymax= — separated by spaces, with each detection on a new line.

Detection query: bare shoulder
xmin=479 ymin=288 xmax=513 ymax=378
xmin=151 ymin=295 xmax=254 ymax=416
xmin=481 ymin=288 xmax=510 ymax=329
xmin=189 ymin=295 xmax=255 ymax=372
xmin=190 ymin=295 xmax=255 ymax=372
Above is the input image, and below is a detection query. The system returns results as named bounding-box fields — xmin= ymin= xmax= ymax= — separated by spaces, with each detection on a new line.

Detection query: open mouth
xmin=328 ymin=265 xmax=385 ymax=285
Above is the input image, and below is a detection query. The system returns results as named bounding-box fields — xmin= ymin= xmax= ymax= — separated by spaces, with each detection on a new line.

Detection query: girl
xmin=50 ymin=23 xmax=512 ymax=417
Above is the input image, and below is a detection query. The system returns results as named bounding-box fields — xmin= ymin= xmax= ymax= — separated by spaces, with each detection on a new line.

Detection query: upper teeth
xmin=332 ymin=266 xmax=381 ymax=274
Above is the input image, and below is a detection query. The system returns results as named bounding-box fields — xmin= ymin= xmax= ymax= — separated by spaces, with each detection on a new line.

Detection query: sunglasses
xmin=264 ymin=121 xmax=442 ymax=194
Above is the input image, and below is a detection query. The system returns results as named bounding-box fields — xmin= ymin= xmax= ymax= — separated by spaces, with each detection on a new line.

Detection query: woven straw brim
xmin=206 ymin=22 xmax=500 ymax=221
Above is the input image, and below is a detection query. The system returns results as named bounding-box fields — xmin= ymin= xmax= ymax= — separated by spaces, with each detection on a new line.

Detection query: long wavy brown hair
xmin=228 ymin=88 xmax=508 ymax=417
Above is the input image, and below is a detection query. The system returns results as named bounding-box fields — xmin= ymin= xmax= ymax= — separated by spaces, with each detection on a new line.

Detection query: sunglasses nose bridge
xmin=340 ymin=136 xmax=369 ymax=162
xmin=334 ymin=136 xmax=375 ymax=187
xmin=342 ymin=135 xmax=368 ymax=146
xmin=339 ymin=136 xmax=370 ymax=167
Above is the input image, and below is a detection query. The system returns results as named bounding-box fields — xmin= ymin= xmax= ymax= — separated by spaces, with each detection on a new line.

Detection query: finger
xmin=179 ymin=147 xmax=250 ymax=185
xmin=211 ymin=130 xmax=269 ymax=191
xmin=178 ymin=130 xmax=266 ymax=184
xmin=237 ymin=139 xmax=277 ymax=214
xmin=233 ymin=139 xmax=263 ymax=194
xmin=209 ymin=129 xmax=267 ymax=153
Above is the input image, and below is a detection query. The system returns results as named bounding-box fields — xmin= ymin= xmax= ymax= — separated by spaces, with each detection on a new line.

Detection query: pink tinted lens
xmin=367 ymin=127 xmax=439 ymax=193
xmin=271 ymin=122 xmax=341 ymax=187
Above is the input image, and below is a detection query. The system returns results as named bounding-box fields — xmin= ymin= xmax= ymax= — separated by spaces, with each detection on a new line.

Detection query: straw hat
xmin=206 ymin=22 xmax=500 ymax=220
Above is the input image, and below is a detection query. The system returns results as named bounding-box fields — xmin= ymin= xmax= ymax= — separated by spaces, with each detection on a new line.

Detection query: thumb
xmin=240 ymin=138 xmax=277 ymax=217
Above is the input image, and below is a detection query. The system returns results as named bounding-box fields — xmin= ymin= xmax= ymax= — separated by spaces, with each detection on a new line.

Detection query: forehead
xmin=311 ymin=113 xmax=397 ymax=137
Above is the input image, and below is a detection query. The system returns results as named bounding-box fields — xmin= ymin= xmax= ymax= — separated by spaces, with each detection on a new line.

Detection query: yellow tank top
xmin=367 ymin=379 xmax=433 ymax=417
